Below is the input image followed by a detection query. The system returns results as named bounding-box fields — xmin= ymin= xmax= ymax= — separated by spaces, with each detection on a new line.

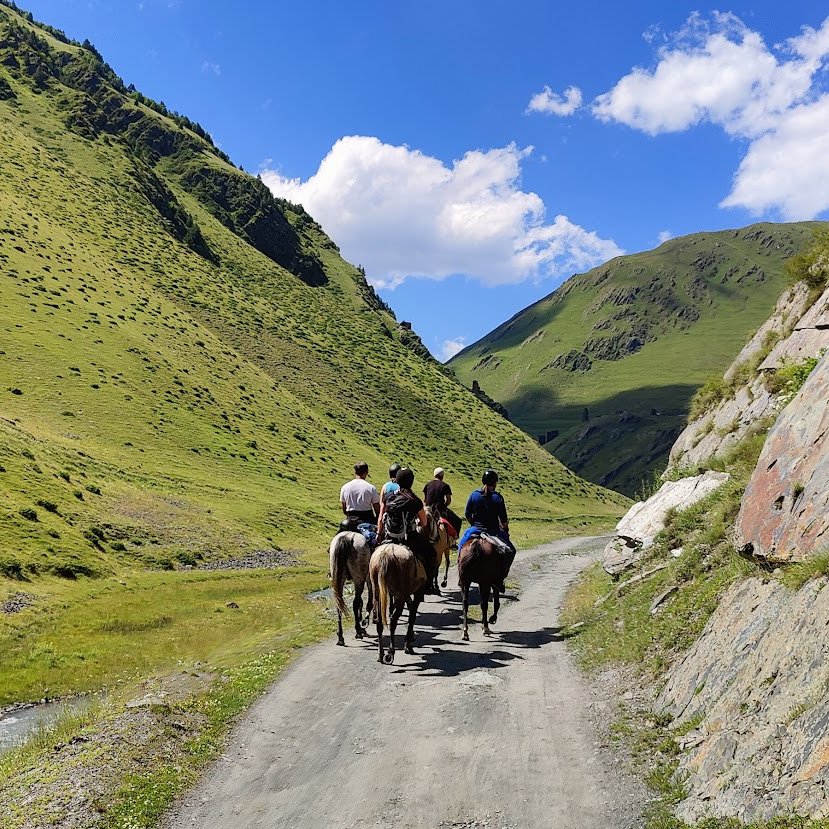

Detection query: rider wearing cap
xmin=423 ymin=467 xmax=462 ymax=536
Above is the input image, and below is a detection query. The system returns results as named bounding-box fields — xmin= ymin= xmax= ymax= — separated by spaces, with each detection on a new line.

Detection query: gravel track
xmin=163 ymin=536 xmax=644 ymax=829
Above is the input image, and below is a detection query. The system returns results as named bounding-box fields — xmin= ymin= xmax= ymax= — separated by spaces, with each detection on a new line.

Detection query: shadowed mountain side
xmin=502 ymin=383 xmax=696 ymax=497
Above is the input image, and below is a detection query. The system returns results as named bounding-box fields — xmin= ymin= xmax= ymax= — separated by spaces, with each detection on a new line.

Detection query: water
xmin=0 ymin=698 xmax=90 ymax=753
xmin=306 ymin=586 xmax=332 ymax=601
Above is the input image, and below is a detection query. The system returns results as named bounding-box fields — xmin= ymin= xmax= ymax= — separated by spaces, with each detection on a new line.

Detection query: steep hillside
xmin=561 ymin=234 xmax=829 ymax=826
xmin=0 ymin=2 xmax=628 ymax=709
xmin=449 ymin=223 xmax=821 ymax=496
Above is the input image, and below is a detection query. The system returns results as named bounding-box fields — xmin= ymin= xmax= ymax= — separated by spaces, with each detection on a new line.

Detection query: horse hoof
xmin=489 ymin=615 xmax=498 ymax=625
xmin=483 ymin=629 xmax=492 ymax=637
xmin=384 ymin=651 xmax=395 ymax=664
xmin=336 ymin=638 xmax=345 ymax=647
xmin=377 ymin=654 xmax=384 ymax=663
xmin=404 ymin=644 xmax=414 ymax=655
xmin=355 ymin=632 xmax=364 ymax=640
xmin=441 ymin=579 xmax=448 ymax=588
xmin=462 ymin=632 xmax=469 ymax=641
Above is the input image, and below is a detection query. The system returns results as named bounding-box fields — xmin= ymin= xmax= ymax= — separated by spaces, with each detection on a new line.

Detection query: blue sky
xmin=21 ymin=0 xmax=829 ymax=360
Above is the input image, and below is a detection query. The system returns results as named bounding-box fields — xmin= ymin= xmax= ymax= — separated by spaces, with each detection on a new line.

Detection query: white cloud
xmin=721 ymin=95 xmax=829 ymax=219
xmin=589 ymin=13 xmax=829 ymax=219
xmin=201 ymin=60 xmax=221 ymax=75
xmin=439 ymin=338 xmax=466 ymax=362
xmin=261 ymin=136 xmax=622 ymax=288
xmin=526 ymin=85 xmax=583 ymax=116
xmin=657 ymin=230 xmax=673 ymax=243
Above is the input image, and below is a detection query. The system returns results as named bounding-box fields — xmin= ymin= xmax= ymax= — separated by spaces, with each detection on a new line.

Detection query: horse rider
xmin=377 ymin=467 xmax=438 ymax=594
xmin=339 ymin=461 xmax=380 ymax=532
xmin=381 ymin=462 xmax=402 ymax=505
xmin=463 ymin=469 xmax=516 ymax=592
xmin=423 ymin=467 xmax=463 ymax=536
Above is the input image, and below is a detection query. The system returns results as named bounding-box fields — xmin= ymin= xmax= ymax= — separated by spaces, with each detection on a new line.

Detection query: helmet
xmin=482 ymin=469 xmax=498 ymax=486
xmin=395 ymin=467 xmax=415 ymax=489
xmin=388 ymin=462 xmax=401 ymax=479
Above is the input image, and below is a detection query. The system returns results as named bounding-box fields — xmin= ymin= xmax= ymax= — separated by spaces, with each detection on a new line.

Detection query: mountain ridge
xmin=449 ymin=221 xmax=823 ymax=495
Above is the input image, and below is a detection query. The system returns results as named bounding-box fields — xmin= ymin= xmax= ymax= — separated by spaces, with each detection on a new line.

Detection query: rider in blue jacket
xmin=463 ymin=469 xmax=516 ymax=592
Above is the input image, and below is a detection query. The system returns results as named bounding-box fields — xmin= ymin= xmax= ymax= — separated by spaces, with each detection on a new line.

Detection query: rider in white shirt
xmin=339 ymin=461 xmax=380 ymax=528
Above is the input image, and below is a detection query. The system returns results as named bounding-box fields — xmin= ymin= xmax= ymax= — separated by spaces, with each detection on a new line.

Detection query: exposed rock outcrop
xmin=602 ymin=471 xmax=730 ymax=576
xmin=658 ymin=577 xmax=829 ymax=823
xmin=735 ymin=350 xmax=829 ymax=563
xmin=669 ymin=282 xmax=827 ymax=471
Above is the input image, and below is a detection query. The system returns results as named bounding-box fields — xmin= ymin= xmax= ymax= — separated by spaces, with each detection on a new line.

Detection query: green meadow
xmin=0 ymin=3 xmax=626 ymax=707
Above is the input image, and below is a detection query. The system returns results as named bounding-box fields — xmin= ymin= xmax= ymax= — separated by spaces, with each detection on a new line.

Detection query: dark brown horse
xmin=458 ymin=535 xmax=508 ymax=641
xmin=369 ymin=542 xmax=427 ymax=663
xmin=329 ymin=531 xmax=373 ymax=646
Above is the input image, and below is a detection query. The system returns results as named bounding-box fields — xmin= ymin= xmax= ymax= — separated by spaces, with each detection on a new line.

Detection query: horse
xmin=369 ymin=542 xmax=427 ymax=664
xmin=329 ymin=531 xmax=373 ymax=646
xmin=457 ymin=534 xmax=508 ymax=641
xmin=426 ymin=507 xmax=453 ymax=591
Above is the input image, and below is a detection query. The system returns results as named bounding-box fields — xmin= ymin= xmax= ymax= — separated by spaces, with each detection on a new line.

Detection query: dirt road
xmin=164 ymin=536 xmax=643 ymax=829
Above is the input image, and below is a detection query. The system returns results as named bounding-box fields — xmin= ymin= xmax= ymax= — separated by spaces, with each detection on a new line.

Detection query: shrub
xmin=0 ymin=557 xmax=25 ymax=579
xmin=19 ymin=507 xmax=38 ymax=521
xmin=764 ymin=355 xmax=820 ymax=402
xmin=689 ymin=376 xmax=727 ymax=421
xmin=35 ymin=499 xmax=59 ymax=513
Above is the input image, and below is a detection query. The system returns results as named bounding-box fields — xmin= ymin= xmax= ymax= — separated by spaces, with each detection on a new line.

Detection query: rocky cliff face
xmin=668 ymin=282 xmax=819 ymax=472
xmin=649 ymin=274 xmax=829 ymax=821
xmin=735 ymin=350 xmax=829 ymax=563
xmin=659 ymin=576 xmax=829 ymax=823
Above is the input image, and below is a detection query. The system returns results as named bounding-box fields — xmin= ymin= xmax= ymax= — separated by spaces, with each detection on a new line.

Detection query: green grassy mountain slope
xmin=0 ymin=3 xmax=627 ymax=704
xmin=449 ymin=223 xmax=822 ymax=497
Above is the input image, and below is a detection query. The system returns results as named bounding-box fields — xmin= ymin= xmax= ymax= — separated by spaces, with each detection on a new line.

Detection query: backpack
xmin=383 ymin=491 xmax=412 ymax=542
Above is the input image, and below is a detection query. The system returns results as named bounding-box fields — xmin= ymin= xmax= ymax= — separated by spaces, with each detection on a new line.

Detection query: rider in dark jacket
xmin=377 ymin=467 xmax=438 ymax=594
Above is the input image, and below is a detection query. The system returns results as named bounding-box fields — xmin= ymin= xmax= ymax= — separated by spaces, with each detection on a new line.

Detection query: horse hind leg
xmin=441 ymin=549 xmax=449 ymax=588
xmin=481 ymin=584 xmax=492 ymax=637
xmin=386 ymin=597 xmax=405 ymax=664
xmin=336 ymin=608 xmax=345 ymax=647
xmin=353 ymin=582 xmax=365 ymax=640
xmin=404 ymin=595 xmax=420 ymax=655
xmin=462 ymin=584 xmax=470 ymax=641
xmin=489 ymin=584 xmax=500 ymax=626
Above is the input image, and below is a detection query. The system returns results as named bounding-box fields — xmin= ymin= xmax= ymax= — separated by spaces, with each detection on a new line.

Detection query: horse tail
xmin=329 ymin=533 xmax=350 ymax=617
xmin=375 ymin=554 xmax=390 ymax=628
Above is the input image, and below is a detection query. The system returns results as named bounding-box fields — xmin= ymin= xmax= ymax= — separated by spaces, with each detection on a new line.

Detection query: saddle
xmin=480 ymin=532 xmax=511 ymax=555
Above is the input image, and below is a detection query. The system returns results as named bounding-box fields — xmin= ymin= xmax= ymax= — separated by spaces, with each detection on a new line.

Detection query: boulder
xmin=603 ymin=471 xmax=730 ymax=575
xmin=735 ymin=350 xmax=829 ymax=562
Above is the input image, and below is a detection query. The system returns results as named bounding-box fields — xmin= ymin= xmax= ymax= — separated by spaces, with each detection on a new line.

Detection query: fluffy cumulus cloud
xmin=588 ymin=13 xmax=829 ymax=219
xmin=262 ymin=136 xmax=621 ymax=288
xmin=526 ymin=85 xmax=583 ymax=116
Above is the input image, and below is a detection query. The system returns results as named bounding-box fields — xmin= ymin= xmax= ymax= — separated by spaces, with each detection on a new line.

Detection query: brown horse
xmin=426 ymin=507 xmax=453 ymax=591
xmin=329 ymin=531 xmax=373 ymax=646
xmin=457 ymin=535 xmax=508 ymax=641
xmin=369 ymin=542 xmax=427 ymax=663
